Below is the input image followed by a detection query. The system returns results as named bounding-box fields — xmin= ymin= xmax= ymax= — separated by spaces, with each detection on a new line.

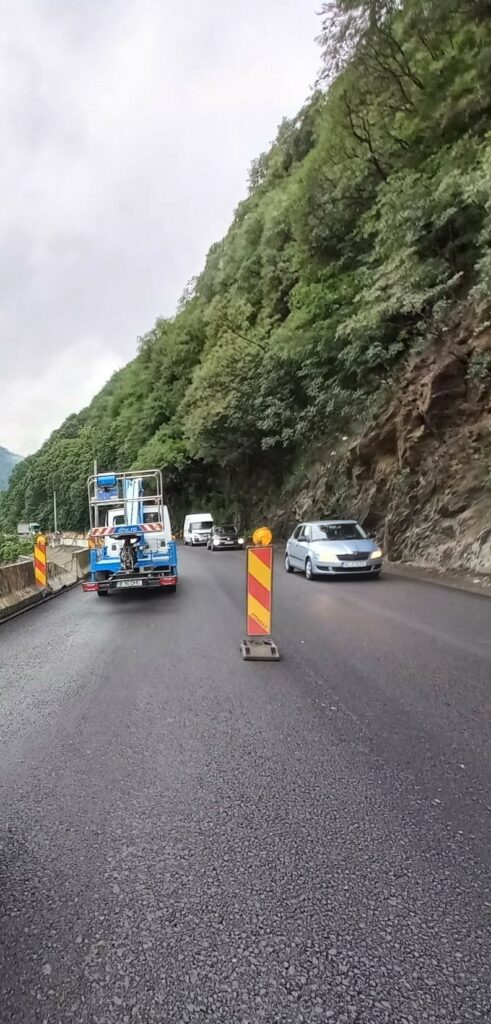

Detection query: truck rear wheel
xmin=97 ymin=590 xmax=109 ymax=598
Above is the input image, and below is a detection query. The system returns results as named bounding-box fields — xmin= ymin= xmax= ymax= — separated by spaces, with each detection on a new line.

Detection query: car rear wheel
xmin=305 ymin=557 xmax=317 ymax=581
xmin=284 ymin=553 xmax=294 ymax=574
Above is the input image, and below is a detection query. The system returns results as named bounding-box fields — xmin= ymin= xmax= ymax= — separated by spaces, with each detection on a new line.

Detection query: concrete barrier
xmin=0 ymin=548 xmax=89 ymax=622
xmin=0 ymin=560 xmax=47 ymax=621
xmin=48 ymin=547 xmax=89 ymax=587
xmin=54 ymin=534 xmax=89 ymax=549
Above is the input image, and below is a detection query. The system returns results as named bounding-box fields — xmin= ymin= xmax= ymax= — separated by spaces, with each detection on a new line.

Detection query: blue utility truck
xmin=82 ymin=469 xmax=178 ymax=597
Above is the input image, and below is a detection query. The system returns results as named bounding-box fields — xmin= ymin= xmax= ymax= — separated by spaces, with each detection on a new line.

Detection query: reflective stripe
xmin=246 ymin=545 xmax=273 ymax=637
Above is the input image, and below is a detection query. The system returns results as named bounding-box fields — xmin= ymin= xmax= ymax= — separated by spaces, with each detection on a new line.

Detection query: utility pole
xmin=94 ymin=458 xmax=99 ymax=528
xmin=53 ymin=490 xmax=58 ymax=534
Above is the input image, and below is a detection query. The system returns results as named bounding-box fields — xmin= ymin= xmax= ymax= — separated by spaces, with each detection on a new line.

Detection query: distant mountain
xmin=0 ymin=446 xmax=22 ymax=490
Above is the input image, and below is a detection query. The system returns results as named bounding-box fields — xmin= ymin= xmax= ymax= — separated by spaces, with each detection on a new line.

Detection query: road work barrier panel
xmin=48 ymin=546 xmax=90 ymax=586
xmin=0 ymin=561 xmax=43 ymax=621
xmin=34 ymin=535 xmax=48 ymax=588
xmin=0 ymin=544 xmax=89 ymax=624
xmin=241 ymin=527 xmax=280 ymax=661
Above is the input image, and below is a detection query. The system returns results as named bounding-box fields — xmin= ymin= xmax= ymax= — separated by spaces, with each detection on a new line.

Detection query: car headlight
xmin=317 ymin=549 xmax=336 ymax=563
xmin=370 ymin=549 xmax=382 ymax=560
xmin=214 ymin=538 xmax=221 ymax=545
xmin=238 ymin=537 xmax=244 ymax=544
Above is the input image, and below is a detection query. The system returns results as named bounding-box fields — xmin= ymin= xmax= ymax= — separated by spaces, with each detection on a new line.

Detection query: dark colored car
xmin=207 ymin=525 xmax=245 ymax=551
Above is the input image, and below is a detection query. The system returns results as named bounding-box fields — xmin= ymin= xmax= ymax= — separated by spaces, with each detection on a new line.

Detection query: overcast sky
xmin=0 ymin=0 xmax=319 ymax=456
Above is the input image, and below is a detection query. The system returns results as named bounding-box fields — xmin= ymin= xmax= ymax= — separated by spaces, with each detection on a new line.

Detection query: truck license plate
xmin=117 ymin=579 xmax=143 ymax=588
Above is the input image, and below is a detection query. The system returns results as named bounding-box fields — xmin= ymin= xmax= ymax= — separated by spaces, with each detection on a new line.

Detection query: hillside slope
xmin=2 ymin=0 xmax=490 ymax=573
xmin=0 ymin=446 xmax=22 ymax=491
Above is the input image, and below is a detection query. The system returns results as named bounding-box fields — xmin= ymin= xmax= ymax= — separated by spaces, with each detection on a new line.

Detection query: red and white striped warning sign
xmin=89 ymin=523 xmax=163 ymax=537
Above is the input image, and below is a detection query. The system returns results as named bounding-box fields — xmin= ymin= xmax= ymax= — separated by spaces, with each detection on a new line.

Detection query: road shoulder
xmin=385 ymin=559 xmax=491 ymax=597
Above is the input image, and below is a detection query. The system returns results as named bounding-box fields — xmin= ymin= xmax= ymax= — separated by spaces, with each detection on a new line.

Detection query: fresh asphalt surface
xmin=1 ymin=545 xmax=490 ymax=1024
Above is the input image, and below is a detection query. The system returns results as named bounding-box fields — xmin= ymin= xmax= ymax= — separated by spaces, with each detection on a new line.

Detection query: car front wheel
xmin=305 ymin=557 xmax=317 ymax=581
xmin=284 ymin=553 xmax=294 ymax=574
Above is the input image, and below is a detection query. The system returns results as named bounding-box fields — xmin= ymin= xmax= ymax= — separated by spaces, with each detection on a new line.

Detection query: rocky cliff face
xmin=276 ymin=315 xmax=491 ymax=577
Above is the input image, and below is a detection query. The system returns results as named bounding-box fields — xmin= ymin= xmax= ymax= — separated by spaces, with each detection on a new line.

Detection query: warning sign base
xmin=240 ymin=637 xmax=280 ymax=661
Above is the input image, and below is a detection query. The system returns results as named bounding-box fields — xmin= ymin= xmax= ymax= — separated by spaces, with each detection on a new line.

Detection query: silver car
xmin=285 ymin=520 xmax=383 ymax=580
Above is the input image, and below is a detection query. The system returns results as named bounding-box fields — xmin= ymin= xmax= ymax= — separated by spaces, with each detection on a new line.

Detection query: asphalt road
xmin=1 ymin=546 xmax=490 ymax=1024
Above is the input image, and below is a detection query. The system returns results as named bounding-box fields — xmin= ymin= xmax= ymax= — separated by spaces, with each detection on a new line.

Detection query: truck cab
xmin=104 ymin=503 xmax=172 ymax=558
xmin=183 ymin=513 xmax=214 ymax=546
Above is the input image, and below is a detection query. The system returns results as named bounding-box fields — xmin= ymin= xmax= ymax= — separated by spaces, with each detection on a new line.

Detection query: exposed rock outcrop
xmin=279 ymin=316 xmax=491 ymax=577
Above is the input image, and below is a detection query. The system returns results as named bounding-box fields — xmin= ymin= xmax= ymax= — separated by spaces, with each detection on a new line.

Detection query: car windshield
xmin=215 ymin=526 xmax=236 ymax=535
xmin=192 ymin=520 xmax=213 ymax=531
xmin=311 ymin=522 xmax=366 ymax=541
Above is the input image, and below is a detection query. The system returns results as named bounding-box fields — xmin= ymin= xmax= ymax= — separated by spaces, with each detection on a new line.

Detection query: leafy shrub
xmin=0 ymin=535 xmax=33 ymax=567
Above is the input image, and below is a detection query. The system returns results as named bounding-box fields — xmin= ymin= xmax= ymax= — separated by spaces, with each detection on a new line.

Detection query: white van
xmin=183 ymin=513 xmax=214 ymax=546
xmin=105 ymin=503 xmax=172 ymax=558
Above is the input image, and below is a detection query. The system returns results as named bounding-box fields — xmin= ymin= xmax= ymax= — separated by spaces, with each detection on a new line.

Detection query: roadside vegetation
xmin=1 ymin=0 xmax=490 ymax=532
xmin=0 ymin=535 xmax=34 ymax=567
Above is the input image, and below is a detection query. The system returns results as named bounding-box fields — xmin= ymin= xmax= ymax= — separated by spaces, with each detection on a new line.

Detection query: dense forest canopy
xmin=2 ymin=0 xmax=491 ymax=531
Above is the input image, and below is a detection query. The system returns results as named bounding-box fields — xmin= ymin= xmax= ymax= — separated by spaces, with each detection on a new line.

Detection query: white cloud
xmin=0 ymin=0 xmax=319 ymax=455
xmin=2 ymin=344 xmax=122 ymax=457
